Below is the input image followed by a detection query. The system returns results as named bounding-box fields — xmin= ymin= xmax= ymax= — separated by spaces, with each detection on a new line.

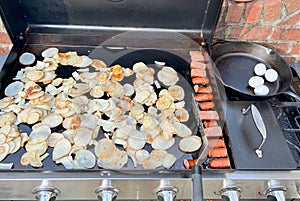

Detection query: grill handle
xmin=192 ymin=165 xmax=203 ymax=201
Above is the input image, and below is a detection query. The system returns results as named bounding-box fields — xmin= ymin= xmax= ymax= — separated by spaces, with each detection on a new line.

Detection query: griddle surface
xmin=225 ymin=101 xmax=297 ymax=170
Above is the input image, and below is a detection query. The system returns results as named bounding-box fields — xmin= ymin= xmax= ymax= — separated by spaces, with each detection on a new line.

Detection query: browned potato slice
xmin=10 ymin=136 xmax=21 ymax=154
xmin=47 ymin=133 xmax=65 ymax=147
xmin=151 ymin=135 xmax=175 ymax=150
xmin=25 ymin=140 xmax=48 ymax=155
xmin=142 ymin=150 xmax=168 ymax=169
xmin=0 ymin=112 xmax=16 ymax=126
xmin=26 ymin=70 xmax=44 ymax=82
xmin=74 ymin=149 xmax=96 ymax=168
xmin=42 ymin=113 xmax=63 ymax=128
xmin=91 ymin=59 xmax=107 ymax=69
xmin=97 ymin=150 xmax=128 ymax=169
xmin=0 ymin=124 xmax=12 ymax=135
xmin=52 ymin=138 xmax=72 ymax=161
xmin=0 ymin=97 xmax=14 ymax=110
xmin=0 ymin=133 xmax=7 ymax=145
xmin=168 ymin=85 xmax=184 ymax=101
xmin=172 ymin=122 xmax=192 ymax=138
xmin=135 ymin=149 xmax=150 ymax=165
xmin=175 ymin=108 xmax=189 ymax=122
xmin=94 ymin=138 xmax=116 ymax=160
xmin=90 ymin=86 xmax=104 ymax=98
xmin=0 ymin=143 xmax=9 ymax=162
xmin=73 ymin=127 xmax=93 ymax=147
xmin=162 ymin=153 xmax=176 ymax=169
xmin=179 ymin=136 xmax=202 ymax=152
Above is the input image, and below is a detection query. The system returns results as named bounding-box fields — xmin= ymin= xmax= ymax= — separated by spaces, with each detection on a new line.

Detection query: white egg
xmin=248 ymin=76 xmax=264 ymax=88
xmin=254 ymin=85 xmax=270 ymax=96
xmin=254 ymin=63 xmax=267 ymax=76
xmin=19 ymin=52 xmax=35 ymax=65
xmin=265 ymin=69 xmax=278 ymax=82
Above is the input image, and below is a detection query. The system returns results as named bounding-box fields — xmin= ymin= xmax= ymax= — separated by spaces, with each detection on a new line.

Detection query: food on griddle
xmin=4 ymin=81 xmax=24 ymax=97
xmin=265 ymin=68 xmax=278 ymax=82
xmin=19 ymin=52 xmax=36 ymax=65
xmin=194 ymin=85 xmax=212 ymax=94
xmin=179 ymin=136 xmax=202 ymax=152
xmin=194 ymin=93 xmax=213 ymax=102
xmin=0 ymin=50 xmax=203 ymax=169
xmin=208 ymin=147 xmax=228 ymax=158
xmin=208 ymin=157 xmax=230 ymax=169
xmin=191 ymin=69 xmax=206 ymax=77
xmin=157 ymin=66 xmax=179 ymax=86
xmin=208 ymin=139 xmax=226 ymax=150
xmin=190 ymin=50 xmax=206 ymax=62
xmin=204 ymin=126 xmax=223 ymax=138
xmin=192 ymin=77 xmax=209 ymax=85
xmin=190 ymin=61 xmax=206 ymax=70
xmin=203 ymin=120 xmax=218 ymax=128
xmin=254 ymin=63 xmax=267 ymax=76
xmin=199 ymin=101 xmax=215 ymax=110
xmin=41 ymin=47 xmax=59 ymax=58
xmin=248 ymin=76 xmax=264 ymax=88
xmin=198 ymin=111 xmax=219 ymax=120
xmin=254 ymin=84 xmax=270 ymax=96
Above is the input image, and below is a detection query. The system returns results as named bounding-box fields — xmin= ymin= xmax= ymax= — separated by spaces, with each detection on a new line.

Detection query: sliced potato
xmin=42 ymin=113 xmax=63 ymax=128
xmin=75 ymin=149 xmax=96 ymax=169
xmin=73 ymin=126 xmax=93 ymax=147
xmin=52 ymin=138 xmax=72 ymax=161
xmin=0 ymin=143 xmax=10 ymax=162
xmin=179 ymin=136 xmax=202 ymax=152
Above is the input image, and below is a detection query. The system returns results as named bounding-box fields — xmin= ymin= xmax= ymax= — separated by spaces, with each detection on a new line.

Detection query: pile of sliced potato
xmin=0 ymin=48 xmax=202 ymax=169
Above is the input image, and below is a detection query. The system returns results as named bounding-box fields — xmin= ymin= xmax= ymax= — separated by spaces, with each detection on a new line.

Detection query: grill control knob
xmin=263 ymin=180 xmax=286 ymax=201
xmin=32 ymin=186 xmax=61 ymax=201
xmin=95 ymin=180 xmax=120 ymax=201
xmin=219 ymin=186 xmax=242 ymax=201
xmin=265 ymin=187 xmax=286 ymax=201
xmin=154 ymin=179 xmax=178 ymax=201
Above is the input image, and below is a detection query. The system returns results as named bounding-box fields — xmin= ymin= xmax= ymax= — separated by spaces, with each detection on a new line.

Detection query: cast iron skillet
xmin=210 ymin=41 xmax=300 ymax=101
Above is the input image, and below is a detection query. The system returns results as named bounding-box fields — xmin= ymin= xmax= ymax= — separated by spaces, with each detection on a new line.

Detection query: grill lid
xmin=0 ymin=0 xmax=223 ymax=46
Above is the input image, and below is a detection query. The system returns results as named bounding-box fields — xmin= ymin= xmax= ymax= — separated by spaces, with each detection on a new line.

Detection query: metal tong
xmin=242 ymin=104 xmax=267 ymax=158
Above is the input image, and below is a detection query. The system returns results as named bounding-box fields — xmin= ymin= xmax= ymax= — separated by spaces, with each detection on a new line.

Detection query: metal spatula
xmin=242 ymin=104 xmax=267 ymax=158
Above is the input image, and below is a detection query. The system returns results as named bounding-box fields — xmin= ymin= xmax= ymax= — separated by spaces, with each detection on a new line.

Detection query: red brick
xmin=284 ymin=0 xmax=300 ymax=14
xmin=244 ymin=1 xmax=263 ymax=23
xmin=0 ymin=32 xmax=11 ymax=44
xmin=282 ymin=56 xmax=296 ymax=63
xmin=289 ymin=43 xmax=300 ymax=55
xmin=278 ymin=13 xmax=300 ymax=26
xmin=0 ymin=47 xmax=10 ymax=55
xmin=242 ymin=26 xmax=273 ymax=40
xmin=272 ymin=28 xmax=300 ymax=41
xmin=227 ymin=25 xmax=251 ymax=38
xmin=262 ymin=42 xmax=290 ymax=55
xmin=225 ymin=2 xmax=245 ymax=23
xmin=263 ymin=0 xmax=282 ymax=22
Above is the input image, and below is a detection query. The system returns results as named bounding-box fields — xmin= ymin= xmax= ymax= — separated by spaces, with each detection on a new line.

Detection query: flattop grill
xmin=0 ymin=0 xmax=228 ymax=200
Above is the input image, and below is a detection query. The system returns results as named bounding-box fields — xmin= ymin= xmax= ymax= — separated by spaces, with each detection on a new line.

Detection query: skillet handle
xmin=282 ymin=87 xmax=300 ymax=101
xmin=192 ymin=165 xmax=204 ymax=201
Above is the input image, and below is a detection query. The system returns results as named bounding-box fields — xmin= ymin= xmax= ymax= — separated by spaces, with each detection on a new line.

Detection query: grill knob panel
xmin=95 ymin=180 xmax=120 ymax=201
xmin=32 ymin=186 xmax=61 ymax=201
xmin=219 ymin=186 xmax=242 ymax=201
xmin=154 ymin=179 xmax=178 ymax=201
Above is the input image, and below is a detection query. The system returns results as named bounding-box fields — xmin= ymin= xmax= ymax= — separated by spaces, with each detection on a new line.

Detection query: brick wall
xmin=215 ymin=0 xmax=300 ymax=63
xmin=0 ymin=18 xmax=12 ymax=55
xmin=0 ymin=0 xmax=299 ymax=63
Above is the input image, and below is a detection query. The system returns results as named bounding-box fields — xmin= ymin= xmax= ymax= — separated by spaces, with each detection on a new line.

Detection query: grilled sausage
xmin=209 ymin=157 xmax=230 ymax=169
xmin=209 ymin=147 xmax=228 ymax=158
xmin=191 ymin=69 xmax=206 ymax=77
xmin=183 ymin=158 xmax=198 ymax=169
xmin=199 ymin=111 xmax=219 ymax=120
xmin=195 ymin=94 xmax=213 ymax=102
xmin=208 ymin=139 xmax=226 ymax=149
xmin=194 ymin=85 xmax=212 ymax=94
xmin=204 ymin=126 xmax=223 ymax=138
xmin=190 ymin=61 xmax=206 ymax=70
xmin=190 ymin=51 xmax=206 ymax=62
xmin=199 ymin=101 xmax=215 ymax=110
xmin=203 ymin=120 xmax=219 ymax=128
xmin=192 ymin=77 xmax=209 ymax=85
